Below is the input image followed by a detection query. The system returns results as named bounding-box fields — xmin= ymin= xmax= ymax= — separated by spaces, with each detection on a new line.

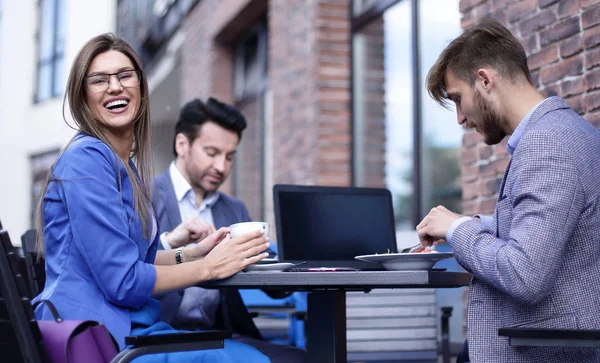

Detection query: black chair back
xmin=21 ymin=230 xmax=45 ymax=297
xmin=0 ymin=228 xmax=45 ymax=362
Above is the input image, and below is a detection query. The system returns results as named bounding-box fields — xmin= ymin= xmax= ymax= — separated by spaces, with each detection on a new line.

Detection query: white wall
xmin=0 ymin=0 xmax=116 ymax=245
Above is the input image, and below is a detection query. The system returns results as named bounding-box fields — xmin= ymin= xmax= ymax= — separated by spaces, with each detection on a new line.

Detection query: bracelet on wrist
xmin=175 ymin=246 xmax=184 ymax=264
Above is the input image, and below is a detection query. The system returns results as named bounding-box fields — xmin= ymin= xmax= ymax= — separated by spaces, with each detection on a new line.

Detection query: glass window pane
xmin=39 ymin=0 xmax=56 ymax=60
xmin=55 ymin=0 xmax=66 ymax=54
xmin=418 ymin=0 xmax=463 ymax=215
xmin=353 ymin=1 xmax=413 ymax=231
xmin=353 ymin=0 xmax=378 ymax=16
xmin=53 ymin=55 xmax=65 ymax=96
xmin=37 ymin=63 xmax=52 ymax=102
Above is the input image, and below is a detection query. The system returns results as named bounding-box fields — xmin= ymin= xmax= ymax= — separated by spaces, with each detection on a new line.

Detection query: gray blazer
xmin=153 ymin=169 xmax=262 ymax=339
xmin=452 ymin=97 xmax=600 ymax=362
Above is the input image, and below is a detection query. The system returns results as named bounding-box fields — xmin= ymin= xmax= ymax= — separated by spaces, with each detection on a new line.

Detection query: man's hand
xmin=167 ymin=217 xmax=216 ymax=248
xmin=416 ymin=206 xmax=463 ymax=247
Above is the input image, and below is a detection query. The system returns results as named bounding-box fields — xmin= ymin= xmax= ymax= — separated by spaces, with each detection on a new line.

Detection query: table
xmin=199 ymin=270 xmax=471 ymax=362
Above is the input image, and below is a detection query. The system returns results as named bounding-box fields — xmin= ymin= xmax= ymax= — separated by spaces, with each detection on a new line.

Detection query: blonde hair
xmin=36 ymin=33 xmax=153 ymax=254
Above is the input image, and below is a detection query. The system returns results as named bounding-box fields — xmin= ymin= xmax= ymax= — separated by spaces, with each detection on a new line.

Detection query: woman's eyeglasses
xmin=84 ymin=70 xmax=141 ymax=93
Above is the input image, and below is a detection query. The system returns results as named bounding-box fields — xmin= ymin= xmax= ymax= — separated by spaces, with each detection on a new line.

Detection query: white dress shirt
xmin=160 ymin=162 xmax=221 ymax=329
xmin=160 ymin=162 xmax=220 ymax=250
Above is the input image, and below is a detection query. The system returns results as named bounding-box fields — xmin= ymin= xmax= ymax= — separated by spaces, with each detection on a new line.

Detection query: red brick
xmin=519 ymin=9 xmax=557 ymax=35
xmin=561 ymin=77 xmax=585 ymax=96
xmin=463 ymin=181 xmax=479 ymax=200
xmin=479 ymin=197 xmax=498 ymax=214
xmin=581 ymin=0 xmax=600 ymax=9
xmin=540 ymin=17 xmax=581 ymax=47
xmin=494 ymin=138 xmax=509 ymax=155
xmin=583 ymin=25 xmax=600 ymax=49
xmin=460 ymin=0 xmax=487 ymax=13
xmin=528 ymin=45 xmax=558 ymax=71
xmin=462 ymin=200 xmax=478 ymax=215
xmin=479 ymin=145 xmax=493 ymax=159
xmin=565 ymin=95 xmax=585 ymax=114
xmin=463 ymin=130 xmax=482 ymax=148
xmin=462 ymin=148 xmax=478 ymax=164
xmin=522 ymin=34 xmax=539 ymax=55
xmin=586 ymin=110 xmax=600 ymax=126
xmin=585 ymin=67 xmax=600 ymax=91
xmin=492 ymin=0 xmax=521 ymax=11
xmin=462 ymin=164 xmax=480 ymax=183
xmin=539 ymin=0 xmax=560 ymax=7
xmin=582 ymin=4 xmax=600 ymax=30
xmin=461 ymin=12 xmax=475 ymax=30
xmin=539 ymin=55 xmax=584 ymax=84
xmin=586 ymin=47 xmax=600 ymax=69
xmin=585 ymin=91 xmax=600 ymax=112
xmin=472 ymin=2 xmax=493 ymax=20
xmin=507 ymin=0 xmax=538 ymax=23
xmin=531 ymin=69 xmax=541 ymax=88
xmin=479 ymin=158 xmax=510 ymax=177
xmin=480 ymin=178 xmax=502 ymax=196
xmin=560 ymin=35 xmax=583 ymax=58
xmin=558 ymin=0 xmax=581 ymax=18
xmin=541 ymin=84 xmax=561 ymax=98
xmin=492 ymin=9 xmax=508 ymax=24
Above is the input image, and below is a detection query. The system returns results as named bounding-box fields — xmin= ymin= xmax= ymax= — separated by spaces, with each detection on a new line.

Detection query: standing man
xmin=418 ymin=18 xmax=600 ymax=362
xmin=154 ymin=97 xmax=306 ymax=362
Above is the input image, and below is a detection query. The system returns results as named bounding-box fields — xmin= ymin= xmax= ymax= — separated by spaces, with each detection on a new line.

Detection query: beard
xmin=473 ymin=89 xmax=506 ymax=145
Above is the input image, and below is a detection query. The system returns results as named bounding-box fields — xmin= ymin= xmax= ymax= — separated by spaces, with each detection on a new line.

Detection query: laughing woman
xmin=32 ymin=33 xmax=270 ymax=363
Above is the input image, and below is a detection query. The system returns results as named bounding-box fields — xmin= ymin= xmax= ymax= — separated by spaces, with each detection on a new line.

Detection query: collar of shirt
xmin=168 ymin=162 xmax=220 ymax=212
xmin=506 ymin=99 xmax=546 ymax=155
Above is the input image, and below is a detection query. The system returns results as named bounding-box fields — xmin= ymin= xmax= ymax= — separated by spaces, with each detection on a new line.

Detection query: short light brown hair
xmin=426 ymin=17 xmax=532 ymax=108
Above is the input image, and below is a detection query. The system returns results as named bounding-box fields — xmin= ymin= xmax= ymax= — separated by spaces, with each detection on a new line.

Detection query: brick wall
xmin=270 ymin=0 xmax=352 ymax=186
xmin=353 ymin=17 xmax=387 ymax=188
xmin=179 ymin=0 xmax=260 ymax=197
xmin=460 ymin=0 xmax=600 ymax=216
xmin=176 ymin=0 xmax=352 ymax=220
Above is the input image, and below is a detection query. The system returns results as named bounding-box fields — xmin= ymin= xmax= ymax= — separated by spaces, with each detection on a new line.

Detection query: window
xmin=352 ymin=0 xmax=465 ymax=351
xmin=232 ymin=19 xmax=268 ymax=221
xmin=35 ymin=0 xmax=66 ymax=102
xmin=30 ymin=149 xmax=59 ymax=226
xmin=352 ymin=0 xmax=462 ymax=230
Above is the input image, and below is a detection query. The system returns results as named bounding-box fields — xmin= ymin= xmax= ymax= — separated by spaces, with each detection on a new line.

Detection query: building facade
xmin=116 ymin=0 xmax=465 ymax=356
xmin=0 ymin=0 xmax=117 ymax=243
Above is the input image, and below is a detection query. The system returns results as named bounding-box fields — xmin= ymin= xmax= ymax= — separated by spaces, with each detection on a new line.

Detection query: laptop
xmin=273 ymin=184 xmax=397 ymax=270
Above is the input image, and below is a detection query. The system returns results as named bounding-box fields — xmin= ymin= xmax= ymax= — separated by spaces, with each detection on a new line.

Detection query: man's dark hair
xmin=426 ymin=17 xmax=533 ymax=108
xmin=173 ymin=97 xmax=247 ymax=156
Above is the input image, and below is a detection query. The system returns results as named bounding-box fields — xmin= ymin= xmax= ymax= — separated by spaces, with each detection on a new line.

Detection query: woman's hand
xmin=201 ymin=230 xmax=270 ymax=280
xmin=167 ymin=217 xmax=216 ymax=248
xmin=183 ymin=227 xmax=230 ymax=261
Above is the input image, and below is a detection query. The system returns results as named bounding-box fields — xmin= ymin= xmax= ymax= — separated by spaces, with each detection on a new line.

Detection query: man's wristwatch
xmin=175 ymin=247 xmax=184 ymax=264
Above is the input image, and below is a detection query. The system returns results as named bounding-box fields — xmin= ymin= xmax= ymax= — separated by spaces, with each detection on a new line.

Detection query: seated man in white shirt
xmin=154 ymin=97 xmax=306 ymax=363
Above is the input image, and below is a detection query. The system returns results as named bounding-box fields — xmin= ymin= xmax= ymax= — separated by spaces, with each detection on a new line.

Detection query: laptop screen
xmin=273 ymin=184 xmax=397 ymax=268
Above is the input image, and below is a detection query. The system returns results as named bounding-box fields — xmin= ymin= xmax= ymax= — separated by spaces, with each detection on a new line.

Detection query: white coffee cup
xmin=229 ymin=222 xmax=270 ymax=240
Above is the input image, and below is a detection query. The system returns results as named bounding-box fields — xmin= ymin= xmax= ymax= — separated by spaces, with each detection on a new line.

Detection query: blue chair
xmin=239 ymin=242 xmax=306 ymax=348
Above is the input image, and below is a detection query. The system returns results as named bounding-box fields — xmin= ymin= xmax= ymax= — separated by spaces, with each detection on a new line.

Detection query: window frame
xmin=350 ymin=0 xmax=423 ymax=227
xmin=34 ymin=0 xmax=65 ymax=103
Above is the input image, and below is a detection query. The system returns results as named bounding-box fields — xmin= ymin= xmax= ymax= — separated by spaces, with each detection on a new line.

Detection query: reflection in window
xmin=233 ymin=20 xmax=268 ymax=221
xmin=36 ymin=0 xmax=66 ymax=102
xmin=352 ymin=0 xmax=462 ymax=230
xmin=419 ymin=0 xmax=463 ymax=218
